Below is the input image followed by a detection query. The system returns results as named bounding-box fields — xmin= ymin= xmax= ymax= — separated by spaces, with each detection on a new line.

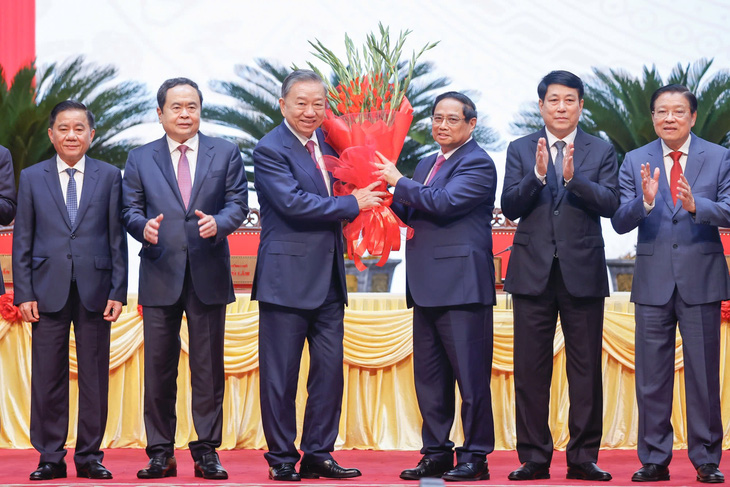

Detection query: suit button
xmin=185 ymin=217 xmax=190 ymax=222
xmin=182 ymin=245 xmax=187 ymax=251
xmin=673 ymin=244 xmax=678 ymax=249
xmin=673 ymin=219 xmax=678 ymax=224
xmin=67 ymin=254 xmax=72 ymax=259
xmin=70 ymin=233 xmax=76 ymax=239
xmin=553 ymin=210 xmax=559 ymax=216
xmin=329 ymin=248 xmax=335 ymax=253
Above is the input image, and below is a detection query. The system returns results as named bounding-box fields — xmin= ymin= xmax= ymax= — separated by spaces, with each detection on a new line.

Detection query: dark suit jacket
xmin=0 ymin=145 xmax=17 ymax=294
xmin=501 ymin=128 xmax=619 ymax=298
xmin=12 ymin=157 xmax=127 ymax=312
xmin=612 ymin=134 xmax=730 ymax=305
xmin=392 ymin=138 xmax=497 ymax=308
xmin=251 ymin=123 xmax=359 ymax=309
xmin=122 ymin=133 xmax=248 ymax=306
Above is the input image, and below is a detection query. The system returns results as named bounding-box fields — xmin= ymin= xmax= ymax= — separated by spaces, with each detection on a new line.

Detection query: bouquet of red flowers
xmin=307 ymin=24 xmax=437 ymax=271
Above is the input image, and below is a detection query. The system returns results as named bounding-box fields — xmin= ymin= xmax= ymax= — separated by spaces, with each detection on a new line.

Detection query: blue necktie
xmin=66 ymin=168 xmax=78 ymax=225
xmin=554 ymin=140 xmax=566 ymax=183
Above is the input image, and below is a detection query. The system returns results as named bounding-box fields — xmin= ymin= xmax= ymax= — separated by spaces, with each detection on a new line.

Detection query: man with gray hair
xmin=252 ymin=69 xmax=384 ymax=481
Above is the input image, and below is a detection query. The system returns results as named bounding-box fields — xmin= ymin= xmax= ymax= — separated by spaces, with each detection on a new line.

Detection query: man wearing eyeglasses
xmin=377 ymin=91 xmax=497 ymax=481
xmin=501 ymin=71 xmax=618 ymax=482
xmin=612 ymin=84 xmax=730 ymax=483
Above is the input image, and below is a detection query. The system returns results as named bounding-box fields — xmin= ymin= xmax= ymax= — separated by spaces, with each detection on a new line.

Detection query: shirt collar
xmin=660 ymin=136 xmax=691 ymax=157
xmin=57 ymin=155 xmax=86 ymax=174
xmin=545 ymin=127 xmax=577 ymax=149
xmin=166 ymin=133 xmax=199 ymax=154
xmin=284 ymin=119 xmax=319 ymax=147
xmin=439 ymin=137 xmax=473 ymax=160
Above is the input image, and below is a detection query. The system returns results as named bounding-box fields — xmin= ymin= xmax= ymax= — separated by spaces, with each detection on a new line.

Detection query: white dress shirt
xmin=57 ymin=155 xmax=85 ymax=206
xmin=535 ymin=127 xmax=578 ymax=184
xmin=284 ymin=119 xmax=331 ymax=195
xmin=644 ymin=137 xmax=691 ymax=212
xmin=166 ymin=133 xmax=199 ymax=186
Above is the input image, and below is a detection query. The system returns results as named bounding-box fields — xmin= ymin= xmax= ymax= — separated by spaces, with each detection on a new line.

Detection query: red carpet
xmin=0 ymin=448 xmax=706 ymax=486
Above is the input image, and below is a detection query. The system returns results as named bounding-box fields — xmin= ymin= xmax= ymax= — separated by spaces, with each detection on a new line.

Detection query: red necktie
xmin=305 ymin=140 xmax=327 ymax=189
xmin=425 ymin=155 xmax=446 ymax=185
xmin=669 ymin=150 xmax=683 ymax=205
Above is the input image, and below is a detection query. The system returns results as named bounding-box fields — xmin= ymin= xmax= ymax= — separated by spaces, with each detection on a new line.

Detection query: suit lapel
xmin=73 ymin=157 xmax=99 ymax=229
xmin=429 ymin=139 xmax=477 ymax=186
xmin=281 ymin=124 xmax=329 ymax=196
xmin=42 ymin=158 xmax=72 ymax=229
xmin=188 ymin=133 xmax=213 ymax=212
xmin=152 ymin=136 xmax=186 ymax=209
xmin=414 ymin=153 xmax=437 ymax=184
xmin=683 ymin=133 xmax=705 ymax=188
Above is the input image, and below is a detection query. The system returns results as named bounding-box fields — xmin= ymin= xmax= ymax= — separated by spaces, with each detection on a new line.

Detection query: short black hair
xmin=537 ymin=70 xmax=584 ymax=100
xmin=157 ymin=77 xmax=203 ymax=110
xmin=49 ymin=100 xmax=95 ymax=129
xmin=650 ymin=84 xmax=698 ymax=114
xmin=281 ymin=70 xmax=326 ymax=99
xmin=432 ymin=91 xmax=477 ymax=121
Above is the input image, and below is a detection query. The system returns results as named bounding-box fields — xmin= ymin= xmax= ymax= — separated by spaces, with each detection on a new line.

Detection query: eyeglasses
xmin=652 ymin=108 xmax=690 ymax=120
xmin=431 ymin=115 xmax=465 ymax=126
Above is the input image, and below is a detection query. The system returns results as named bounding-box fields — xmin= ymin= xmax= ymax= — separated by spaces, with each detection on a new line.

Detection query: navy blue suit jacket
xmin=501 ymin=128 xmax=619 ymax=298
xmin=0 ymin=145 xmax=16 ymax=294
xmin=12 ymin=157 xmax=127 ymax=312
xmin=392 ymin=138 xmax=497 ymax=308
xmin=251 ymin=123 xmax=359 ymax=309
xmin=122 ymin=133 xmax=248 ymax=306
xmin=612 ymin=134 xmax=730 ymax=305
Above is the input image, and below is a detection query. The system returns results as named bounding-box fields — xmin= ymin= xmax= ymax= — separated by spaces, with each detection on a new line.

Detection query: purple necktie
xmin=177 ymin=145 xmax=192 ymax=208
xmin=425 ymin=155 xmax=446 ymax=185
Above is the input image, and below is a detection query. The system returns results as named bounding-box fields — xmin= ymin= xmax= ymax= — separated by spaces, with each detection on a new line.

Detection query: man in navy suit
xmin=0 ymin=144 xmax=17 ymax=293
xmin=501 ymin=71 xmax=618 ymax=482
xmin=376 ymin=92 xmax=497 ymax=481
xmin=13 ymin=100 xmax=128 ymax=481
xmin=612 ymin=84 xmax=730 ymax=484
xmin=252 ymin=70 xmax=384 ymax=481
xmin=122 ymin=78 xmax=248 ymax=480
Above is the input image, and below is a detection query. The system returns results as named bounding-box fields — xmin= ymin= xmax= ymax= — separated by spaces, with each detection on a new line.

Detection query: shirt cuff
xmin=534 ymin=165 xmax=547 ymax=185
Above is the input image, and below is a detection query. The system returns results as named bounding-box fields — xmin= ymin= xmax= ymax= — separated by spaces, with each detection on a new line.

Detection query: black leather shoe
xmin=76 ymin=460 xmax=113 ymax=479
xmin=631 ymin=463 xmax=670 ymax=482
xmin=443 ymin=461 xmax=490 ymax=481
xmin=300 ymin=459 xmax=362 ymax=479
xmin=270 ymin=463 xmax=301 ymax=481
xmin=567 ymin=462 xmax=611 ymax=481
xmin=508 ymin=462 xmax=550 ymax=481
xmin=400 ymin=458 xmax=454 ymax=480
xmin=30 ymin=461 xmax=67 ymax=481
xmin=194 ymin=452 xmax=228 ymax=480
xmin=697 ymin=464 xmax=724 ymax=483
xmin=137 ymin=456 xmax=177 ymax=479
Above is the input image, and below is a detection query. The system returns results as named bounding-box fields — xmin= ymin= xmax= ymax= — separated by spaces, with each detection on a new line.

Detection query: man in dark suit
xmin=612 ymin=84 xmax=729 ymax=484
xmin=122 ymin=78 xmax=248 ymax=480
xmin=501 ymin=71 xmax=618 ymax=482
xmin=0 ymin=144 xmax=17 ymax=292
xmin=252 ymin=70 xmax=384 ymax=481
xmin=13 ymin=100 xmax=127 ymax=481
xmin=376 ymin=92 xmax=496 ymax=481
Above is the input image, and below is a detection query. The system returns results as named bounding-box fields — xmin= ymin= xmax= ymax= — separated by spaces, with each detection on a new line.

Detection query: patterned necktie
xmin=554 ymin=140 xmax=566 ymax=182
xmin=425 ymin=155 xmax=446 ymax=185
xmin=305 ymin=140 xmax=327 ymax=188
xmin=66 ymin=168 xmax=78 ymax=225
xmin=669 ymin=150 xmax=683 ymax=205
xmin=177 ymin=145 xmax=192 ymax=208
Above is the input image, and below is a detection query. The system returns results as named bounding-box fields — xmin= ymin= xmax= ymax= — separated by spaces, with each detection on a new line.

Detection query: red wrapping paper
xmin=322 ymin=98 xmax=415 ymax=271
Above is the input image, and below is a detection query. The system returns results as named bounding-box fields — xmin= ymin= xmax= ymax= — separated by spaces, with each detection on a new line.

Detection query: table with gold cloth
xmin=1 ymin=293 xmax=728 ymax=451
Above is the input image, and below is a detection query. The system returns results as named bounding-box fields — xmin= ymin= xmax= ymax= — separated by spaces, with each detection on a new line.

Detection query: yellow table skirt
xmin=0 ymin=293 xmax=728 ymax=450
